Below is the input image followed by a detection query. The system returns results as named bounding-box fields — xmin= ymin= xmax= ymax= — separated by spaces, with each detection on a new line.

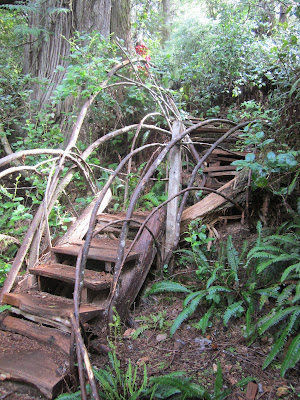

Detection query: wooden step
xmin=29 ymin=263 xmax=113 ymax=291
xmin=0 ymin=330 xmax=69 ymax=399
xmin=0 ymin=315 xmax=70 ymax=354
xmin=52 ymin=237 xmax=140 ymax=262
xmin=95 ymin=212 xmax=149 ymax=235
xmin=2 ymin=292 xmax=104 ymax=329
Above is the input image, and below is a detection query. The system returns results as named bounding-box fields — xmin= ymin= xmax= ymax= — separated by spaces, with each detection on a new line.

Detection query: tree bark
xmin=22 ymin=0 xmax=132 ymax=113
xmin=110 ymin=0 xmax=133 ymax=52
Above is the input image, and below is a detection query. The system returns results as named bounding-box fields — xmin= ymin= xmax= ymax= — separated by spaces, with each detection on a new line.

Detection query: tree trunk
xmin=162 ymin=0 xmax=171 ymax=43
xmin=22 ymin=0 xmax=131 ymax=113
xmin=110 ymin=0 xmax=134 ymax=53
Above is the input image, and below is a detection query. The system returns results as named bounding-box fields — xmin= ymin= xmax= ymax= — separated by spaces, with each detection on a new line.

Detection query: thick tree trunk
xmin=22 ymin=0 xmax=131 ymax=113
xmin=110 ymin=0 xmax=133 ymax=52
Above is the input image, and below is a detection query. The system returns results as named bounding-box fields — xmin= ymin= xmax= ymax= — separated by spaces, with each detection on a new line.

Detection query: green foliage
xmin=246 ymin=213 xmax=300 ymax=376
xmin=53 ymin=32 xmax=120 ymax=102
xmin=148 ymin=222 xmax=250 ymax=335
xmin=232 ymin=124 xmax=299 ymax=192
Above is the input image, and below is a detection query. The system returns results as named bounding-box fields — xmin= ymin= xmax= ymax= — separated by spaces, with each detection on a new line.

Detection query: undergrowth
xmin=147 ymin=203 xmax=300 ymax=377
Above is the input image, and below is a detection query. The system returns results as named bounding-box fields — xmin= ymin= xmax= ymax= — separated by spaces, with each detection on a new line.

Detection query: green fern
xmin=170 ymin=294 xmax=203 ymax=336
xmin=56 ymin=392 xmax=82 ymax=400
xmin=258 ymin=306 xmax=300 ymax=335
xmin=262 ymin=310 xmax=299 ymax=371
xmin=223 ymin=301 xmax=244 ymax=325
xmin=146 ymin=281 xmax=192 ymax=296
xmin=226 ymin=235 xmax=239 ymax=283
xmin=281 ymin=333 xmax=300 ymax=377
xmin=193 ymin=305 xmax=214 ymax=334
xmin=281 ymin=262 xmax=300 ymax=281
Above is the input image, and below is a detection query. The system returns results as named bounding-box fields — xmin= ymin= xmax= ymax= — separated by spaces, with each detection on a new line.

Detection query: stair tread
xmin=0 ymin=315 xmax=70 ymax=355
xmin=52 ymin=237 xmax=140 ymax=262
xmin=3 ymin=292 xmax=103 ymax=325
xmin=0 ymin=330 xmax=68 ymax=399
xmin=29 ymin=263 xmax=113 ymax=290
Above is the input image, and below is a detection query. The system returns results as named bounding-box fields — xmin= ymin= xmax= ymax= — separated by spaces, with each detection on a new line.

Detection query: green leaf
xmin=259 ymin=306 xmax=300 ymax=335
xmin=223 ymin=301 xmax=244 ymax=325
xmin=146 ymin=281 xmax=192 ymax=296
xmin=170 ymin=294 xmax=202 ymax=336
xmin=281 ymin=333 xmax=300 ymax=377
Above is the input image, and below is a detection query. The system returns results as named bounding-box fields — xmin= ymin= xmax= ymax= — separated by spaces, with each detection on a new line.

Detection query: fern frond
xmin=247 ymin=245 xmax=283 ymax=258
xmin=258 ymin=306 xmax=300 ymax=335
xmin=281 ymin=333 xmax=300 ymax=377
xmin=183 ymin=290 xmax=206 ymax=308
xmin=149 ymin=375 xmax=208 ymax=399
xmin=256 ymin=285 xmax=281 ymax=298
xmin=146 ymin=281 xmax=191 ymax=296
xmin=141 ymin=192 xmax=160 ymax=206
xmin=223 ymin=301 xmax=244 ymax=325
xmin=262 ymin=326 xmax=290 ymax=370
xmin=281 ymin=262 xmax=300 ymax=282
xmin=245 ymin=301 xmax=255 ymax=338
xmin=206 ymin=266 xmax=222 ymax=288
xmin=214 ymin=361 xmax=223 ymax=397
xmin=265 ymin=234 xmax=299 ymax=247
xmin=262 ymin=311 xmax=298 ymax=370
xmin=226 ymin=236 xmax=239 ymax=282
xmin=257 ymin=254 xmax=299 ymax=274
xmin=277 ymin=284 xmax=296 ymax=305
xmin=206 ymin=285 xmax=231 ymax=295
xmin=171 ymin=294 xmax=203 ymax=336
xmin=56 ymin=392 xmax=82 ymax=400
xmin=194 ymin=305 xmax=214 ymax=334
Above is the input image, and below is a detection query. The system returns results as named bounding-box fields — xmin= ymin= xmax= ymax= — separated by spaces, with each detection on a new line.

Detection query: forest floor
xmin=0 ymin=223 xmax=299 ymax=400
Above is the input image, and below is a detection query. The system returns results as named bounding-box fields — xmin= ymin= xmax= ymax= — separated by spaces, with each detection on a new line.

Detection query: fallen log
xmin=181 ymin=169 xmax=248 ymax=233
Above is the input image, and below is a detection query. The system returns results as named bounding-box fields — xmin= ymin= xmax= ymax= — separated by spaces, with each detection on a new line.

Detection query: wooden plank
xmin=0 ymin=333 xmax=68 ymax=399
xmin=112 ymin=207 xmax=166 ymax=320
xmin=3 ymin=292 xmax=103 ymax=324
xmin=29 ymin=263 xmax=113 ymax=291
xmin=202 ymin=165 xmax=237 ymax=172
xmin=52 ymin=241 xmax=139 ymax=262
xmin=165 ymin=121 xmax=183 ymax=258
xmin=56 ymin=188 xmax=112 ymax=244
xmin=181 ymin=171 xmax=248 ymax=231
xmin=208 ymin=171 xmax=238 ymax=177
xmin=0 ymin=315 xmax=70 ymax=354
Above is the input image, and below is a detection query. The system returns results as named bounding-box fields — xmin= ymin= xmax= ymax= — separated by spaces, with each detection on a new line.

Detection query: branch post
xmin=164 ymin=121 xmax=184 ymax=269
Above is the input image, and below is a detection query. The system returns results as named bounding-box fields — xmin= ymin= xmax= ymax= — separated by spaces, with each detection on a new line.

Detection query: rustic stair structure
xmin=0 ymin=208 xmax=165 ymax=399
xmin=188 ymin=120 xmax=248 ymax=189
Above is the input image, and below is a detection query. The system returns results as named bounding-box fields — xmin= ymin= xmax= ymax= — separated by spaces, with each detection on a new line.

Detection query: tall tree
xmin=21 ymin=0 xmax=132 ymax=112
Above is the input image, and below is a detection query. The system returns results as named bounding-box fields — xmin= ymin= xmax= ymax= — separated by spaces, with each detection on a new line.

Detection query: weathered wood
xmin=3 ymin=292 xmax=103 ymax=324
xmin=29 ymin=263 xmax=113 ymax=291
xmin=202 ymin=165 xmax=237 ymax=172
xmin=165 ymin=121 xmax=183 ymax=258
xmin=56 ymin=188 xmax=112 ymax=244
xmin=0 ymin=332 xmax=68 ymax=399
xmin=111 ymin=207 xmax=166 ymax=320
xmin=181 ymin=170 xmax=248 ymax=232
xmin=52 ymin=240 xmax=139 ymax=263
xmin=0 ymin=315 xmax=70 ymax=354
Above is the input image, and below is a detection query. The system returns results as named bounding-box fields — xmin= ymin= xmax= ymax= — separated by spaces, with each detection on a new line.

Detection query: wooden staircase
xmin=0 ymin=208 xmax=165 ymax=399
